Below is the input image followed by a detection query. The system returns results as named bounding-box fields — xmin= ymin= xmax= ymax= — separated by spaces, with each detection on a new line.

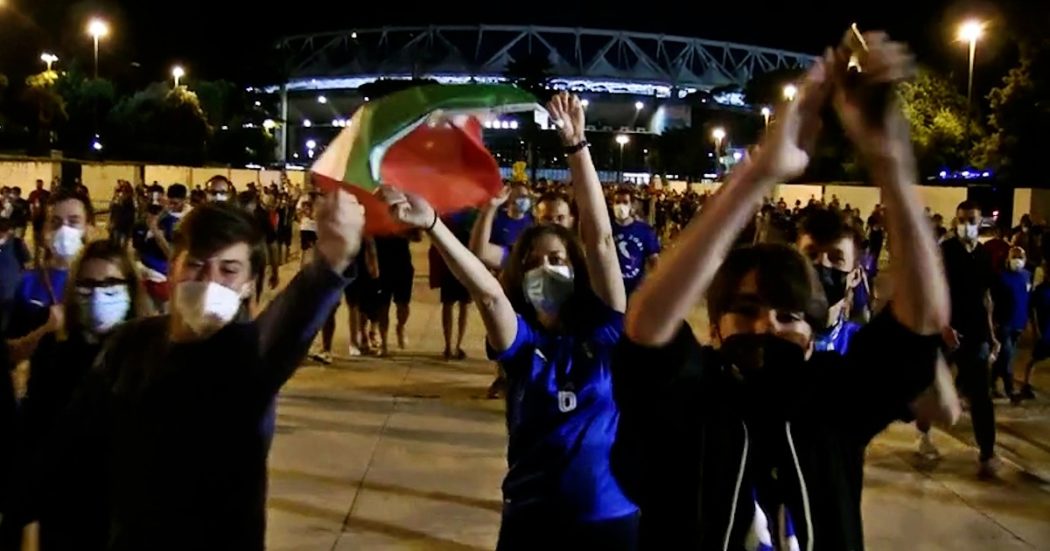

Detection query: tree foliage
xmin=979 ymin=40 xmax=1050 ymax=184
xmin=109 ymin=83 xmax=211 ymax=164
xmin=898 ymin=67 xmax=980 ymax=175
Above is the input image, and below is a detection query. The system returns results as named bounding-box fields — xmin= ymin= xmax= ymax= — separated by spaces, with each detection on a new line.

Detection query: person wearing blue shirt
xmin=469 ymin=181 xmax=534 ymax=270
xmin=381 ymin=91 xmax=637 ymax=550
xmin=796 ymin=208 xmax=866 ymax=354
xmin=611 ymin=188 xmax=660 ymax=296
xmin=993 ymin=246 xmax=1031 ymax=399
xmin=0 ymin=219 xmax=31 ymax=333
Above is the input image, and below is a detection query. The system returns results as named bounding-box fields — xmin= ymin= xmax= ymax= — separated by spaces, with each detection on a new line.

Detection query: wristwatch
xmin=563 ymin=140 xmax=589 ymax=155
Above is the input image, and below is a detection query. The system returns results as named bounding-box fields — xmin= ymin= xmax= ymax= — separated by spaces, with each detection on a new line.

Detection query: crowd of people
xmin=0 ymin=31 xmax=1041 ymax=551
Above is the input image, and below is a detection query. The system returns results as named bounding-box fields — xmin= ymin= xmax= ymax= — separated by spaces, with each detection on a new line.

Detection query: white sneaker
xmin=918 ymin=432 xmax=940 ymax=458
xmin=348 ymin=345 xmax=362 ymax=357
xmin=315 ymin=351 xmax=333 ymax=365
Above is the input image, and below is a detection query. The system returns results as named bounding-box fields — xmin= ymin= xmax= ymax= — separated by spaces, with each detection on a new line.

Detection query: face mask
xmin=79 ymin=285 xmax=131 ymax=335
xmin=612 ymin=203 xmax=632 ymax=221
xmin=956 ymin=223 xmax=978 ymax=241
xmin=719 ymin=333 xmax=808 ymax=413
xmin=814 ymin=264 xmax=849 ymax=306
xmin=174 ymin=281 xmax=246 ymax=336
xmin=1009 ymin=258 xmax=1025 ymax=271
xmin=208 ymin=192 xmax=229 ymax=203
xmin=51 ymin=225 xmax=85 ymax=261
xmin=514 ymin=197 xmax=532 ymax=214
xmin=522 ymin=265 xmax=574 ymax=315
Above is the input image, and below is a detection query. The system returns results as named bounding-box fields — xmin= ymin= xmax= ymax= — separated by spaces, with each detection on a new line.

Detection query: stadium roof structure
xmin=276 ymin=25 xmax=817 ymax=101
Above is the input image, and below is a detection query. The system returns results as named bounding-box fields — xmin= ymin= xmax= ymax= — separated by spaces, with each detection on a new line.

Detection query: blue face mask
xmin=78 ymin=285 xmax=131 ymax=335
xmin=514 ymin=197 xmax=532 ymax=214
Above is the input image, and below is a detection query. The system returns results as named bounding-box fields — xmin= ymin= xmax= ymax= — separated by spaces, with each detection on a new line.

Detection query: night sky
xmin=0 ymin=0 xmax=1042 ymax=93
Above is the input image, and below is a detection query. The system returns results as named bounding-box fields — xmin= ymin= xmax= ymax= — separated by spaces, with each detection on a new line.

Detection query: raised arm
xmin=380 ymin=186 xmax=518 ymax=352
xmin=468 ymin=191 xmax=511 ymax=271
xmin=548 ymin=92 xmax=626 ymax=312
xmin=831 ymin=34 xmax=948 ymax=335
xmin=256 ymin=190 xmax=362 ymax=387
xmin=625 ymin=59 xmax=832 ymax=346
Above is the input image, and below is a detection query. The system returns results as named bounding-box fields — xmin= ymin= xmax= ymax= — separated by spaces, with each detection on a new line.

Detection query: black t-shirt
xmin=610 ymin=310 xmax=940 ymax=550
xmin=941 ymin=238 xmax=995 ymax=342
xmin=253 ymin=207 xmax=277 ymax=244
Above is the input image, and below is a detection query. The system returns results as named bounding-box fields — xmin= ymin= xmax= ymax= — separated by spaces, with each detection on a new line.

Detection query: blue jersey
xmin=11 ymin=267 xmax=67 ymax=338
xmin=814 ymin=317 xmax=863 ymax=355
xmin=490 ymin=210 xmax=532 ymax=248
xmin=613 ymin=220 xmax=660 ymax=295
xmin=487 ymin=305 xmax=637 ymax=522
xmin=995 ymin=269 xmax=1031 ymax=331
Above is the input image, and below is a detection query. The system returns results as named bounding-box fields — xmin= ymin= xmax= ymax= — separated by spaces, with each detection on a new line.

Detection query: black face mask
xmin=815 ymin=264 xmax=849 ymax=306
xmin=720 ymin=333 xmax=808 ymax=414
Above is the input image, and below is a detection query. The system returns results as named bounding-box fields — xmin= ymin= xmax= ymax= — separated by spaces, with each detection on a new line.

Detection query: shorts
xmin=300 ymin=230 xmax=317 ymax=251
xmin=385 ymin=269 xmax=414 ymax=305
xmin=278 ymin=229 xmax=293 ymax=246
xmin=440 ymin=276 xmax=471 ymax=304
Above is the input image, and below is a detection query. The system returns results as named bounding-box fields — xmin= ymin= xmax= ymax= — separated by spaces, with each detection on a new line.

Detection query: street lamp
xmin=760 ymin=106 xmax=771 ymax=128
xmin=782 ymin=84 xmax=798 ymax=102
xmin=615 ymin=134 xmax=630 ymax=182
xmin=87 ymin=18 xmax=109 ymax=79
xmin=41 ymin=53 xmax=59 ymax=72
xmin=580 ymin=99 xmax=590 ymax=108
xmin=957 ymin=20 xmax=985 ymax=119
xmin=171 ymin=65 xmax=185 ymax=88
xmin=634 ymin=101 xmax=644 ymax=111
xmin=712 ymin=127 xmax=726 ymax=174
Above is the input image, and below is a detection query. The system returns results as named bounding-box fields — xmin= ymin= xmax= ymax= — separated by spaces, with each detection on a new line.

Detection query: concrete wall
xmin=774 ymin=184 xmax=823 ymax=209
xmin=81 ymin=163 xmax=137 ymax=204
xmin=0 ymin=160 xmax=58 ymax=189
xmin=286 ymin=170 xmax=306 ymax=188
xmin=690 ymin=182 xmax=722 ymax=195
xmin=915 ymin=186 xmax=967 ymax=221
xmin=145 ymin=165 xmax=191 ymax=187
xmin=1014 ymin=189 xmax=1032 ymax=227
xmin=229 ymin=169 xmax=259 ymax=189
xmin=824 ymin=185 xmax=881 ymax=217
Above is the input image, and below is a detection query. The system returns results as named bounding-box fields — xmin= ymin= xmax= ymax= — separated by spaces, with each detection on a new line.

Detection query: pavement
xmin=263 ymin=241 xmax=1050 ymax=551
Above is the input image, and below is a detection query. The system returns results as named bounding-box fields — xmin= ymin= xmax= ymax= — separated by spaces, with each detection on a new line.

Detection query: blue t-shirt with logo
xmin=487 ymin=305 xmax=637 ymax=522
xmin=613 ymin=220 xmax=660 ymax=294
xmin=995 ymin=269 xmax=1031 ymax=332
xmin=132 ymin=214 xmax=178 ymax=275
xmin=490 ymin=210 xmax=533 ymax=249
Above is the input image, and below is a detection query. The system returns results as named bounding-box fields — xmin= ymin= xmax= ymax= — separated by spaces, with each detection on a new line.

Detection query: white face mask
xmin=173 ymin=281 xmax=246 ymax=336
xmin=79 ymin=285 xmax=131 ymax=335
xmin=522 ymin=265 xmax=574 ymax=315
xmin=956 ymin=223 xmax=979 ymax=241
xmin=51 ymin=225 xmax=85 ymax=261
xmin=612 ymin=203 xmax=632 ymax=221
xmin=1009 ymin=258 xmax=1025 ymax=272
xmin=208 ymin=192 xmax=229 ymax=203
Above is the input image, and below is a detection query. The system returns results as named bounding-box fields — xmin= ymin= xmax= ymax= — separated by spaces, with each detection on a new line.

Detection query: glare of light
xmin=254 ymin=100 xmax=262 ymax=107
xmin=262 ymin=119 xmax=276 ymax=130
xmin=317 ymin=95 xmax=328 ymax=104
xmin=760 ymin=106 xmax=771 ymax=117
xmin=306 ymin=140 xmax=317 ymax=150
xmin=939 ymin=170 xmax=948 ymax=178
xmin=634 ymin=101 xmax=644 ymax=110
xmin=615 ymin=134 xmax=630 ymax=146
xmin=351 ymin=31 xmax=358 ymax=39
xmin=580 ymin=99 xmax=590 ymax=108
xmin=87 ymin=18 xmax=109 ymax=39
xmin=501 ymin=121 xmax=511 ymax=129
xmin=643 ymin=148 xmax=649 ymax=154
xmin=331 ymin=119 xmax=341 ymax=127
xmin=302 ymin=119 xmax=312 ymax=127
xmin=733 ymin=151 xmax=743 ymax=161
xmin=293 ymin=153 xmax=300 ymax=159
xmin=958 ymin=20 xmax=985 ymax=43
xmin=363 ymin=96 xmax=370 ymax=102
xmin=783 ymin=84 xmax=798 ymax=101
xmin=307 ymin=150 xmax=315 ymax=159
xmin=509 ymin=120 xmax=519 ymax=129
xmin=483 ymin=120 xmax=493 ymax=129
xmin=982 ymin=171 xmax=991 ymax=178
xmin=91 ymin=140 xmax=103 ymax=151
xmin=40 ymin=53 xmax=59 ymax=71
xmin=961 ymin=170 xmax=971 ymax=178
xmin=171 ymin=66 xmax=185 ymax=79
xmin=712 ymin=127 xmax=726 ymax=141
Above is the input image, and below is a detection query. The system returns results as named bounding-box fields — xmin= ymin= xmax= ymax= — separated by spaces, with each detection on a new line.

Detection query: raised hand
xmin=750 ymin=54 xmax=833 ymax=182
xmin=547 ymin=91 xmax=586 ymax=147
xmin=490 ymin=186 xmax=511 ymax=208
xmin=378 ymin=185 xmax=437 ymax=229
xmin=831 ymin=32 xmax=916 ymax=160
xmin=314 ymin=189 xmax=364 ymax=274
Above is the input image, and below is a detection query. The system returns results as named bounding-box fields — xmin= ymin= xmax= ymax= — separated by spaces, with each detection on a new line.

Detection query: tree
xmin=898 ymin=67 xmax=980 ymax=175
xmin=978 ymin=40 xmax=1050 ymax=185
xmin=20 ymin=70 xmax=67 ymax=154
xmin=109 ymin=83 xmax=212 ymax=165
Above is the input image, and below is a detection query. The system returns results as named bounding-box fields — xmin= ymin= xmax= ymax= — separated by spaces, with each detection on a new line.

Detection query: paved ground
xmin=262 ymin=242 xmax=1050 ymax=551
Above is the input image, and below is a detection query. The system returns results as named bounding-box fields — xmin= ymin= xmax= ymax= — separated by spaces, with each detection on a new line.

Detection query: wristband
xmin=563 ymin=140 xmax=589 ymax=155
xmin=425 ymin=210 xmax=439 ymax=231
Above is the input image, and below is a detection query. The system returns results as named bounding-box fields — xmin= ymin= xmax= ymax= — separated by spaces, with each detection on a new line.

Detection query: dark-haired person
xmin=131 ymin=188 xmax=176 ymax=314
xmin=612 ymin=38 xmax=950 ymax=549
xmin=796 ymin=209 xmax=866 ymax=353
xmin=239 ymin=191 xmax=281 ymax=303
xmin=469 ymin=182 xmax=534 ymax=271
xmin=108 ymin=183 xmax=136 ymax=250
xmin=373 ymin=231 xmax=418 ymax=353
xmin=992 ymin=246 xmax=1030 ymax=400
xmin=204 ymin=175 xmax=234 ymax=203
xmin=380 ymin=92 xmax=637 ymax=550
xmin=611 ymin=188 xmax=660 ymax=296
xmin=5 ymin=240 xmax=150 ymax=549
xmin=28 ymin=179 xmax=51 ymax=261
xmin=920 ymin=199 xmax=1000 ymax=472
xmin=8 ymin=188 xmax=29 ymax=241
xmin=0 ymin=219 xmax=31 ymax=333
xmin=165 ymin=183 xmax=192 ymax=225
xmin=7 ymin=191 xmax=94 ymax=371
xmin=48 ymin=192 xmax=363 ymax=549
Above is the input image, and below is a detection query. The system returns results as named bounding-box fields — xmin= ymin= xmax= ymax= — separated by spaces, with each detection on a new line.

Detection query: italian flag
xmin=311 ymin=84 xmax=542 ymax=234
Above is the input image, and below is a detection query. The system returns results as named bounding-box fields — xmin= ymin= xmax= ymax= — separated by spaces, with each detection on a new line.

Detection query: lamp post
xmin=761 ymin=106 xmax=771 ymax=129
xmin=782 ymin=84 xmax=798 ymax=102
xmin=87 ymin=18 xmax=109 ymax=79
xmin=40 ymin=53 xmax=59 ymax=72
xmin=957 ymin=19 xmax=984 ymax=142
xmin=615 ymin=134 xmax=630 ymax=182
xmin=712 ymin=127 xmax=726 ymax=175
xmin=172 ymin=65 xmax=185 ymax=88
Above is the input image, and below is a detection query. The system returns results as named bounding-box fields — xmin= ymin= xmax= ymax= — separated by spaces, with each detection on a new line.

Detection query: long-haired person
xmin=378 ymin=91 xmax=637 ymax=550
xmin=7 ymin=241 xmax=150 ymax=550
xmin=610 ymin=36 xmax=950 ymax=550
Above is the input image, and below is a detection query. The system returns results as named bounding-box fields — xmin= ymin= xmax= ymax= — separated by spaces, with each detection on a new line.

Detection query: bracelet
xmin=563 ymin=140 xmax=589 ymax=155
xmin=425 ymin=210 xmax=439 ymax=231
